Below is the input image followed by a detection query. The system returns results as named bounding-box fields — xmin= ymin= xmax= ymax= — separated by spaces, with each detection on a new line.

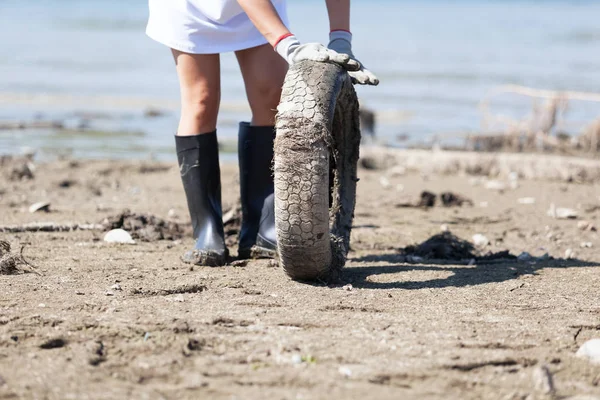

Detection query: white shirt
xmin=147 ymin=0 xmax=288 ymax=54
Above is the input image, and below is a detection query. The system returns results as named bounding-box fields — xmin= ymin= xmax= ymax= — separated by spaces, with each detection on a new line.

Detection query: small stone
xmin=479 ymin=201 xmax=489 ymax=208
xmin=342 ymin=284 xmax=353 ymax=291
xmin=110 ymin=284 xmax=122 ymax=291
xmin=517 ymin=252 xmax=533 ymax=262
xmin=291 ymin=354 xmax=302 ymax=364
xmin=28 ymin=201 xmax=50 ymax=213
xmin=167 ymin=209 xmax=178 ymax=219
xmin=581 ymin=242 xmax=593 ymax=248
xmin=518 ymin=197 xmax=536 ymax=205
xmin=547 ymin=204 xmax=578 ymax=219
xmin=565 ymin=248 xmax=575 ymax=259
xmin=440 ymin=224 xmax=449 ymax=232
xmin=472 ymin=234 xmax=489 ymax=247
xmin=38 ymin=303 xmax=46 ymax=308
xmin=105 ymin=291 xmax=114 ymax=296
xmin=576 ymin=339 xmax=600 ymax=364
xmin=103 ymin=229 xmax=136 ymax=245
xmin=485 ymin=180 xmax=506 ymax=191
xmin=338 ymin=366 xmax=353 ymax=377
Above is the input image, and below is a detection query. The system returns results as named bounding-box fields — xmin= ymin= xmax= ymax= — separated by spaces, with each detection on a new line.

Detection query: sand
xmin=0 ymin=150 xmax=599 ymax=399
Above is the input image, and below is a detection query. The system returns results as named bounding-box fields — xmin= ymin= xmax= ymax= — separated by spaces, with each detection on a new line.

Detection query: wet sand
xmin=1 ymin=150 xmax=599 ymax=399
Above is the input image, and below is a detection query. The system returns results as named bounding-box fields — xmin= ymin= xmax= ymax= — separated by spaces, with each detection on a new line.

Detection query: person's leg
xmin=172 ymin=50 xmax=227 ymax=266
xmin=172 ymin=49 xmax=221 ymax=136
xmin=234 ymin=44 xmax=287 ymax=258
xmin=235 ymin=44 xmax=287 ymax=126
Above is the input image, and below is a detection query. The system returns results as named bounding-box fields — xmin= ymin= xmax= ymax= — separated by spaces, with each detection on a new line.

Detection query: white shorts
xmin=146 ymin=0 xmax=289 ymax=54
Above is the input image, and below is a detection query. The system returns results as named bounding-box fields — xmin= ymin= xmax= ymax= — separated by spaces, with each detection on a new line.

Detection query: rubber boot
xmin=175 ymin=132 xmax=228 ymax=266
xmin=238 ymin=122 xmax=277 ymax=259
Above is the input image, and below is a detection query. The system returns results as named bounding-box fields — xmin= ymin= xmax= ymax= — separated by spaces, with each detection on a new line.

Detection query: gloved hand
xmin=327 ymin=30 xmax=379 ymax=86
xmin=275 ymin=34 xmax=360 ymax=71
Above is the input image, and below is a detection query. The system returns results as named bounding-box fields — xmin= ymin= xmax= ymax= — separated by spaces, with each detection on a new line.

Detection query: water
xmin=1 ymin=0 xmax=600 ymax=160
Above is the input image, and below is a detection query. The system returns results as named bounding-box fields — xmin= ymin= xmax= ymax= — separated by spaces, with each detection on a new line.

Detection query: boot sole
xmin=182 ymin=249 xmax=228 ymax=267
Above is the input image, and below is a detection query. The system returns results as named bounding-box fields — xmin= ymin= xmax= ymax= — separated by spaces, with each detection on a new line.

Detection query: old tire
xmin=274 ymin=61 xmax=361 ymax=281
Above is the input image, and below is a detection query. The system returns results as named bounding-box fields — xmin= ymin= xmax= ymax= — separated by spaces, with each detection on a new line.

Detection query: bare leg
xmin=171 ymin=50 xmax=221 ymax=136
xmin=235 ymin=44 xmax=287 ymax=126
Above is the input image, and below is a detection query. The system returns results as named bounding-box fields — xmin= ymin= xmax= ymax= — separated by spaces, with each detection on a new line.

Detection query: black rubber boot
xmin=238 ymin=122 xmax=277 ymax=259
xmin=176 ymin=132 xmax=228 ymax=266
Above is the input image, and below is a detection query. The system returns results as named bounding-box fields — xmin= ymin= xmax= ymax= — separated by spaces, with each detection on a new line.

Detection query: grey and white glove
xmin=327 ymin=30 xmax=379 ymax=86
xmin=275 ymin=34 xmax=360 ymax=71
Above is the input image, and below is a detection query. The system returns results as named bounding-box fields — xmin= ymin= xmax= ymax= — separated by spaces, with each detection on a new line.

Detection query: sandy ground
xmin=1 ymin=152 xmax=600 ymax=400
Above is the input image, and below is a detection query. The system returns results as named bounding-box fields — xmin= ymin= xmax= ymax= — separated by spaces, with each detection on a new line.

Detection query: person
xmin=146 ymin=0 xmax=378 ymax=266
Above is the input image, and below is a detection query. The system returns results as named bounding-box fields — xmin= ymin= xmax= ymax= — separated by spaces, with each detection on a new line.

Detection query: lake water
xmin=1 ymin=0 xmax=600 ymax=160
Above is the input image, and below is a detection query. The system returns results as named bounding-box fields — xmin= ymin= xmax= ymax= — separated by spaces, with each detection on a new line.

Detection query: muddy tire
xmin=274 ymin=61 xmax=361 ymax=281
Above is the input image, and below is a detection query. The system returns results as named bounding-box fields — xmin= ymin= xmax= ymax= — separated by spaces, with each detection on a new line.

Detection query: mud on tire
xmin=274 ymin=61 xmax=361 ymax=281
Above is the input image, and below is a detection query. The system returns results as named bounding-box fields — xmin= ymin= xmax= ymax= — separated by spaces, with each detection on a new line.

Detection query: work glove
xmin=327 ymin=30 xmax=379 ymax=86
xmin=275 ymin=34 xmax=360 ymax=72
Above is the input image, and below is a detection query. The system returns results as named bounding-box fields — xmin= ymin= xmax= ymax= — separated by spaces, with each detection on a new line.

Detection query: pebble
xmin=517 ymin=197 xmax=536 ymax=205
xmin=338 ymin=366 xmax=353 ymax=378
xmin=103 ymin=229 xmax=136 ymax=245
xmin=581 ymin=242 xmax=593 ymax=248
xmin=28 ymin=201 xmax=51 ymax=213
xmin=485 ymin=180 xmax=507 ymax=191
xmin=472 ymin=234 xmax=489 ymax=247
xmin=167 ymin=208 xmax=178 ymax=219
xmin=479 ymin=201 xmax=489 ymax=208
xmin=105 ymin=291 xmax=114 ymax=297
xmin=291 ymin=354 xmax=302 ymax=365
xmin=576 ymin=339 xmax=600 ymax=364
xmin=440 ymin=224 xmax=449 ymax=232
xmin=110 ymin=284 xmax=122 ymax=291
xmin=547 ymin=204 xmax=578 ymax=219
xmin=342 ymin=284 xmax=353 ymax=291
xmin=565 ymin=248 xmax=575 ymax=259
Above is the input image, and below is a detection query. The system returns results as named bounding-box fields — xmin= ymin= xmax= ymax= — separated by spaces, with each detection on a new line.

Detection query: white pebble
xmin=105 ymin=291 xmax=114 ymax=296
xmin=338 ymin=366 xmax=353 ymax=378
xmin=440 ymin=224 xmax=449 ymax=232
xmin=342 ymin=284 xmax=353 ymax=291
xmin=518 ymin=197 xmax=536 ymax=205
xmin=479 ymin=201 xmax=489 ymax=208
xmin=110 ymin=284 xmax=122 ymax=291
xmin=291 ymin=354 xmax=302 ymax=364
xmin=167 ymin=208 xmax=178 ymax=219
xmin=104 ymin=229 xmax=136 ymax=245
xmin=485 ymin=180 xmax=506 ymax=191
xmin=580 ymin=242 xmax=593 ymax=248
xmin=576 ymin=339 xmax=600 ymax=364
xmin=547 ymin=204 xmax=578 ymax=220
xmin=29 ymin=201 xmax=50 ymax=213
xmin=472 ymin=234 xmax=489 ymax=247
xmin=565 ymin=248 xmax=575 ymax=259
